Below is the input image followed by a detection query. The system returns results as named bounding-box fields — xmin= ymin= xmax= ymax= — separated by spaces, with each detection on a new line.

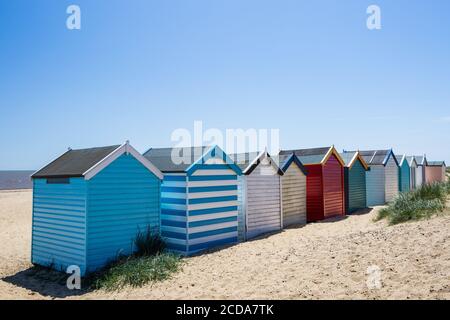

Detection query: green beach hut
xmin=396 ymin=154 xmax=411 ymax=192
xmin=340 ymin=151 xmax=370 ymax=214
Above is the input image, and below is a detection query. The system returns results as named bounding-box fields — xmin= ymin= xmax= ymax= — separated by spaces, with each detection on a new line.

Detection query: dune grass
xmin=90 ymin=228 xmax=182 ymax=291
xmin=91 ymin=253 xmax=182 ymax=291
xmin=376 ymin=182 xmax=450 ymax=225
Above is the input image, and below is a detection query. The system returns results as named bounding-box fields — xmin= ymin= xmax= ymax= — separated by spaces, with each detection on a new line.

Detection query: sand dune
xmin=0 ymin=190 xmax=449 ymax=299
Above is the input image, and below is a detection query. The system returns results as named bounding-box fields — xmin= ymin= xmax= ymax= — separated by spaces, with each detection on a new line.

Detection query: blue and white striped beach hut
xmin=31 ymin=142 xmax=163 ymax=275
xmin=143 ymin=145 xmax=242 ymax=255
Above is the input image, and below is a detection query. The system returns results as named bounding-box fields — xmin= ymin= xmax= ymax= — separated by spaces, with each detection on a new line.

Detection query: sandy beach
xmin=0 ymin=189 xmax=449 ymax=300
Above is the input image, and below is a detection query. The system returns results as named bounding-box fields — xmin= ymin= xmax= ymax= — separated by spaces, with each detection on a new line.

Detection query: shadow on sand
xmin=308 ymin=207 xmax=374 ymax=224
xmin=1 ymin=265 xmax=92 ymax=298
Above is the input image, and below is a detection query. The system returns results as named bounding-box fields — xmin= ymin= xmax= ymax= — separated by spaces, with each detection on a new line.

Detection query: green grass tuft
xmin=91 ymin=253 xmax=182 ymax=291
xmin=376 ymin=182 xmax=449 ymax=225
xmin=88 ymin=227 xmax=182 ymax=291
xmin=134 ymin=226 xmax=166 ymax=256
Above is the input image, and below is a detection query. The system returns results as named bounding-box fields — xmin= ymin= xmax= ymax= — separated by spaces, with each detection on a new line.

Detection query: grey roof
xmin=277 ymin=153 xmax=292 ymax=168
xmin=406 ymin=156 xmax=417 ymax=167
xmin=354 ymin=150 xmax=395 ymax=166
xmin=427 ymin=161 xmax=446 ymax=166
xmin=340 ymin=151 xmax=357 ymax=167
xmin=32 ymin=145 xmax=120 ymax=178
xmin=143 ymin=146 xmax=212 ymax=172
xmin=229 ymin=152 xmax=261 ymax=172
xmin=279 ymin=147 xmax=330 ymax=165
xmin=230 ymin=151 xmax=283 ymax=175
xmin=414 ymin=155 xmax=427 ymax=166
xmin=395 ymin=154 xmax=407 ymax=166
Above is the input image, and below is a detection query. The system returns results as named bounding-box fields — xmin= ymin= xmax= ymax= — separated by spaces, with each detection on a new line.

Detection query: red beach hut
xmin=279 ymin=146 xmax=345 ymax=222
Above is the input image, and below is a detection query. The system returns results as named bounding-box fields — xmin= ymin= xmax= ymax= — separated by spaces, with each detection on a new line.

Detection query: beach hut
xmin=231 ymin=150 xmax=284 ymax=240
xmin=31 ymin=142 xmax=163 ymax=275
xmin=396 ymin=154 xmax=411 ymax=193
xmin=359 ymin=150 xmax=399 ymax=206
xmin=279 ymin=147 xmax=345 ymax=222
xmin=425 ymin=161 xmax=446 ymax=183
xmin=143 ymin=145 xmax=242 ymax=255
xmin=277 ymin=152 xmax=308 ymax=227
xmin=414 ymin=155 xmax=428 ymax=187
xmin=406 ymin=156 xmax=418 ymax=189
xmin=340 ymin=151 xmax=369 ymax=214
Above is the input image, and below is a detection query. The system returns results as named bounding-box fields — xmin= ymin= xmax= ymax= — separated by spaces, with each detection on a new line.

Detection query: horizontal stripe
xmin=189 ymin=221 xmax=238 ymax=233
xmin=188 ymin=195 xmax=237 ymax=204
xmin=188 ymin=190 xmax=237 ymax=200
xmin=161 ymin=181 xmax=187 ymax=188
xmin=188 ymin=175 xmax=237 ymax=181
xmin=188 ymin=215 xmax=237 ymax=228
xmin=161 ymin=197 xmax=185 ymax=205
xmin=161 ymin=214 xmax=186 ymax=222
xmin=187 ymin=180 xmax=238 ymax=187
xmin=161 ymin=225 xmax=187 ymax=234
xmin=188 ymin=200 xmax=239 ymax=211
xmin=189 ymin=185 xmax=237 ymax=193
xmin=161 ymin=219 xmax=187 ymax=228
xmin=161 ymin=186 xmax=186 ymax=193
xmin=161 ymin=192 xmax=186 ymax=199
xmin=189 ymin=227 xmax=237 ymax=239
xmin=161 ymin=203 xmax=186 ymax=211
xmin=188 ymin=236 xmax=237 ymax=254
xmin=188 ymin=231 xmax=238 ymax=246
xmin=161 ymin=230 xmax=187 ymax=240
xmin=164 ymin=175 xmax=186 ymax=181
xmin=191 ymin=169 xmax=236 ymax=176
xmin=161 ymin=209 xmax=186 ymax=217
xmin=189 ymin=205 xmax=238 ymax=216
xmin=163 ymin=237 xmax=187 ymax=246
xmin=188 ymin=210 xmax=238 ymax=222
xmin=190 ymin=164 xmax=231 ymax=170
xmin=166 ymin=243 xmax=187 ymax=253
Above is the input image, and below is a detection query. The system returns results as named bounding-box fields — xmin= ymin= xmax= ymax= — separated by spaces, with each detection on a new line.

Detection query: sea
xmin=0 ymin=170 xmax=34 ymax=190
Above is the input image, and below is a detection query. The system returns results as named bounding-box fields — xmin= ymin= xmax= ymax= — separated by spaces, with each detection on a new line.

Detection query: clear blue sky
xmin=1 ymin=0 xmax=449 ymax=169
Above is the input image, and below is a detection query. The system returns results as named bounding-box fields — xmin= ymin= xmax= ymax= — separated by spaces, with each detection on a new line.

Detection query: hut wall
xmin=281 ymin=163 xmax=307 ymax=227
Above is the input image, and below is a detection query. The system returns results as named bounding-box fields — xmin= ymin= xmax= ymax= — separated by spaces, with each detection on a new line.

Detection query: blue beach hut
xmin=358 ymin=150 xmax=399 ymax=206
xmin=31 ymin=142 xmax=163 ymax=275
xmin=143 ymin=145 xmax=242 ymax=255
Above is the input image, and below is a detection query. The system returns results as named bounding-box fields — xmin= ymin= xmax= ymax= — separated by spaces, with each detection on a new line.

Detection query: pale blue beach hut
xmin=31 ymin=142 xmax=163 ymax=275
xmin=359 ymin=150 xmax=399 ymax=206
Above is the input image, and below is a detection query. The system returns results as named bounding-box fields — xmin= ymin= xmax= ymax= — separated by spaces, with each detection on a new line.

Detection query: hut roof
xmin=32 ymin=145 xmax=120 ymax=178
xmin=276 ymin=152 xmax=308 ymax=175
xmin=395 ymin=154 xmax=409 ymax=167
xmin=143 ymin=146 xmax=210 ymax=172
xmin=406 ymin=156 xmax=418 ymax=167
xmin=230 ymin=151 xmax=283 ymax=175
xmin=340 ymin=151 xmax=369 ymax=170
xmin=32 ymin=143 xmax=163 ymax=180
xmin=427 ymin=161 xmax=446 ymax=167
xmin=144 ymin=145 xmax=241 ymax=174
xmin=414 ymin=155 xmax=428 ymax=166
xmin=279 ymin=146 xmax=344 ymax=166
xmin=353 ymin=150 xmax=398 ymax=166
